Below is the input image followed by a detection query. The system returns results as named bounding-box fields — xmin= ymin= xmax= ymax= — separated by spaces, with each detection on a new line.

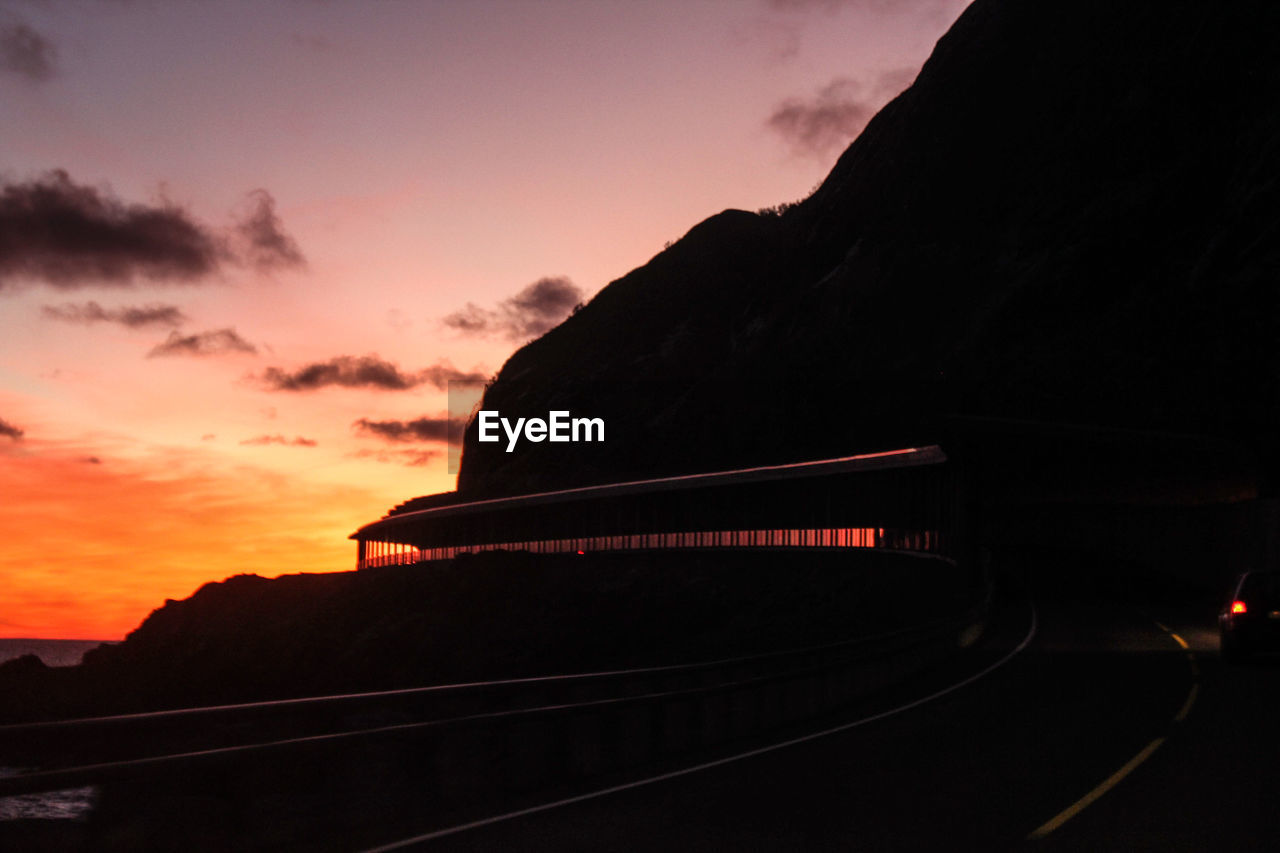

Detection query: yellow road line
xmin=1174 ymin=683 xmax=1199 ymax=723
xmin=1028 ymin=737 xmax=1166 ymax=840
xmin=1029 ymin=616 xmax=1202 ymax=840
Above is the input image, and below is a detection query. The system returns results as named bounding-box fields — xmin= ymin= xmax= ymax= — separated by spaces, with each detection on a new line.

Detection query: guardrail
xmin=0 ymin=554 xmax=989 ymax=851
xmin=0 ymin=572 xmax=986 ymax=803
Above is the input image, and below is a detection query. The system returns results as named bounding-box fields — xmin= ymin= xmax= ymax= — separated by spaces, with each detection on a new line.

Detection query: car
xmin=1219 ymin=571 xmax=1280 ymax=661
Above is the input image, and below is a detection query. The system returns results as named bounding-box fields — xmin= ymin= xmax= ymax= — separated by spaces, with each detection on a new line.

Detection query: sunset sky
xmin=1 ymin=0 xmax=970 ymax=640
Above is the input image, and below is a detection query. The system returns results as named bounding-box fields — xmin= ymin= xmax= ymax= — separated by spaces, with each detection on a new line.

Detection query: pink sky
xmin=0 ymin=0 xmax=971 ymax=639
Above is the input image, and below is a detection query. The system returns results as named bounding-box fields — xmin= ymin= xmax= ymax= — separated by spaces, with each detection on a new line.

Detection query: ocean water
xmin=0 ymin=768 xmax=96 ymax=821
xmin=0 ymin=638 xmax=112 ymax=668
xmin=1 ymin=639 xmax=111 ymax=821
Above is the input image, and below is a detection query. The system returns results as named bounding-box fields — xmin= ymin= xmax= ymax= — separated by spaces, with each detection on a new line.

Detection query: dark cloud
xmin=0 ymin=416 xmax=23 ymax=440
xmin=0 ymin=170 xmax=223 ymax=289
xmin=0 ymin=22 xmax=57 ymax=82
xmin=0 ymin=171 xmax=306 ymax=290
xmin=417 ymin=362 xmax=489 ymax=390
xmin=258 ymin=355 xmax=485 ymax=392
xmin=767 ymin=71 xmax=914 ymax=158
xmin=235 ymin=190 xmax=305 ymax=272
xmin=83 ymin=456 xmax=102 ymax=464
xmin=147 ymin=328 xmax=258 ymax=358
xmin=41 ymin=300 xmax=188 ymax=328
xmin=239 ymin=434 xmax=317 ymax=447
xmin=348 ymin=448 xmax=441 ymax=468
xmin=444 ymin=276 xmax=584 ymax=341
xmin=352 ymin=415 xmax=462 ymax=444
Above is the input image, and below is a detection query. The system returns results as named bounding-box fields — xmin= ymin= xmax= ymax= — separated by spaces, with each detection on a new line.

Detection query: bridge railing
xmin=353 ymin=446 xmax=961 ymax=570
xmin=356 ymin=526 xmax=944 ymax=569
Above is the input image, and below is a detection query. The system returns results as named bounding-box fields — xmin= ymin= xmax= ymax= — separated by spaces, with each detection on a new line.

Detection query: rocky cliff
xmin=459 ymin=0 xmax=1280 ymax=497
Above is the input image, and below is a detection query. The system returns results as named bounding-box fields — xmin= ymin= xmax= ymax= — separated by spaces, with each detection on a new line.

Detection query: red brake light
xmin=1231 ymin=600 xmax=1247 ymax=614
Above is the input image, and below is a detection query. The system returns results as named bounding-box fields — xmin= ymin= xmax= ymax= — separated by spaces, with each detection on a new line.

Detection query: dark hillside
xmin=460 ymin=0 xmax=1280 ymax=497
xmin=0 ymin=551 xmax=969 ymax=723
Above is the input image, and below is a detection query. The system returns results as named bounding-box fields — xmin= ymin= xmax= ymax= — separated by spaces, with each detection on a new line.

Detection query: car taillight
xmin=1231 ymin=600 xmax=1248 ymax=614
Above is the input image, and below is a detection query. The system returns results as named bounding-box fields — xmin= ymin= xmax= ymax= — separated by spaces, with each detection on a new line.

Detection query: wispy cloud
xmin=239 ymin=434 xmax=317 ymax=447
xmin=234 ymin=190 xmax=305 ymax=272
xmin=0 ymin=22 xmax=56 ymax=83
xmin=768 ymin=0 xmax=947 ymax=13
xmin=444 ymin=276 xmax=583 ymax=341
xmin=290 ymin=32 xmax=334 ymax=53
xmin=348 ymin=447 xmax=441 ymax=467
xmin=257 ymin=355 xmax=485 ymax=392
xmin=41 ymin=301 xmax=188 ymax=329
xmin=352 ymin=415 xmax=462 ymax=444
xmin=767 ymin=70 xmax=914 ymax=158
xmin=0 ymin=416 xmax=24 ymax=441
xmin=147 ymin=328 xmax=258 ymax=358
xmin=732 ymin=17 xmax=803 ymax=63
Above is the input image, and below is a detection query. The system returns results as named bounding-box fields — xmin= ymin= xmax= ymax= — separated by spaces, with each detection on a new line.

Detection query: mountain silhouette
xmin=458 ymin=0 xmax=1279 ymax=496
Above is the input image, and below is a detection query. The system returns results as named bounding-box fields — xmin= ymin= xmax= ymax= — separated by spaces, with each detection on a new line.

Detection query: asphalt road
xmin=366 ymin=575 xmax=1280 ymax=852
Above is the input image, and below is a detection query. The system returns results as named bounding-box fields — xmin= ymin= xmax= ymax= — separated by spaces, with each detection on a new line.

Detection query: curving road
xmin=363 ymin=568 xmax=1280 ymax=852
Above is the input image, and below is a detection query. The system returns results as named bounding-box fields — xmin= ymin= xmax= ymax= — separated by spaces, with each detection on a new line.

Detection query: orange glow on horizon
xmin=0 ymin=441 xmax=400 ymax=641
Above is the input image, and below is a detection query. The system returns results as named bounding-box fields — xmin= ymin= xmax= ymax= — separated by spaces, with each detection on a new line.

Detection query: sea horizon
xmin=0 ymin=638 xmax=115 ymax=668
